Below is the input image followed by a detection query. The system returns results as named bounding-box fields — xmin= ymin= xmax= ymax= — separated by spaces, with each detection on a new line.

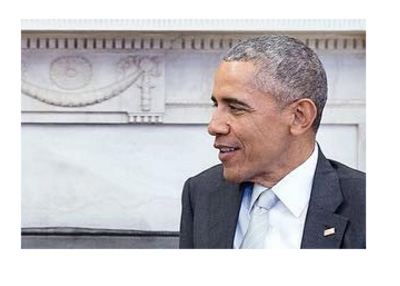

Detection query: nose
xmin=208 ymin=110 xmax=230 ymax=136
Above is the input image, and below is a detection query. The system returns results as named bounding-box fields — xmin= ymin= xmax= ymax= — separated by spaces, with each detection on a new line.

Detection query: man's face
xmin=208 ymin=61 xmax=293 ymax=184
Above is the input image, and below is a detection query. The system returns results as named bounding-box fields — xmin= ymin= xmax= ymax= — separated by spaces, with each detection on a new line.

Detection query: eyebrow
xmin=211 ymin=95 xmax=253 ymax=110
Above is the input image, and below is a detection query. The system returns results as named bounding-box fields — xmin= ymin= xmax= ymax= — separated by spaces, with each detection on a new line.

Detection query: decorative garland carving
xmin=21 ymin=56 xmax=162 ymax=108
xmin=21 ymin=71 xmax=142 ymax=107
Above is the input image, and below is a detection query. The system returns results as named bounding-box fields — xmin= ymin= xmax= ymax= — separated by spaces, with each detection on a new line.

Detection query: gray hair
xmin=223 ymin=35 xmax=327 ymax=132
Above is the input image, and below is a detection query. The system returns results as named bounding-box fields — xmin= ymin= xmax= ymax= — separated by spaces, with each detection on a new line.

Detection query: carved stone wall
xmin=21 ymin=31 xmax=365 ymax=125
xmin=21 ymin=20 xmax=366 ymax=240
xmin=22 ymin=38 xmax=165 ymax=123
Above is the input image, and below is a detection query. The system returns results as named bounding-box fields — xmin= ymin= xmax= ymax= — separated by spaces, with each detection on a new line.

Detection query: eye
xmin=229 ymin=105 xmax=245 ymax=114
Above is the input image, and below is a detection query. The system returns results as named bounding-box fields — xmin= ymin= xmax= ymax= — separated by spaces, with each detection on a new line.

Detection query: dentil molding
xmin=21 ymin=32 xmax=366 ymax=52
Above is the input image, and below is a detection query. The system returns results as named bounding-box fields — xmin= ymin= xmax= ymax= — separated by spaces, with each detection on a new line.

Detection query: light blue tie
xmin=240 ymin=189 xmax=279 ymax=249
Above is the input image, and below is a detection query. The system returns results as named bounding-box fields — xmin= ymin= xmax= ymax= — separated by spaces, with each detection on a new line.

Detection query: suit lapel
xmin=207 ymin=180 xmax=243 ymax=248
xmin=301 ymin=148 xmax=348 ymax=249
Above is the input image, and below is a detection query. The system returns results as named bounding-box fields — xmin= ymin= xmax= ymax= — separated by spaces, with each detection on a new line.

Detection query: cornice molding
xmin=21 ymin=33 xmax=366 ymax=52
xmin=21 ymin=19 xmax=366 ymax=31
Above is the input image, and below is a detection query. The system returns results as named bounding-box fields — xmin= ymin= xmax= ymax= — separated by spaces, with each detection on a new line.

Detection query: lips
xmin=219 ymin=147 xmax=238 ymax=153
xmin=214 ymin=144 xmax=241 ymax=162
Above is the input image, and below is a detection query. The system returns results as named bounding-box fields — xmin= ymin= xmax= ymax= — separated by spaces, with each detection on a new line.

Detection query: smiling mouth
xmin=215 ymin=145 xmax=240 ymax=161
xmin=215 ymin=144 xmax=240 ymax=152
xmin=219 ymin=147 xmax=239 ymax=153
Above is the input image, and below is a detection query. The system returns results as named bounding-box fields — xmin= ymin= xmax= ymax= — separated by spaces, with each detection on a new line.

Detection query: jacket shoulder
xmin=190 ymin=164 xmax=223 ymax=181
xmin=328 ymin=159 xmax=366 ymax=202
xmin=328 ymin=159 xmax=365 ymax=181
xmin=184 ymin=164 xmax=225 ymax=195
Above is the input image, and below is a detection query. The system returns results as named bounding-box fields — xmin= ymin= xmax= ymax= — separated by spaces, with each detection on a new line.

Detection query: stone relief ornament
xmin=21 ymin=55 xmax=162 ymax=108
xmin=116 ymin=56 xmax=161 ymax=111
xmin=116 ymin=56 xmax=140 ymax=80
xmin=137 ymin=57 xmax=161 ymax=111
xmin=50 ymin=56 xmax=92 ymax=90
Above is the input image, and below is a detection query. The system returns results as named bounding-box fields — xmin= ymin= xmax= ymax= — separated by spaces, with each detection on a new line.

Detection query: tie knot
xmin=255 ymin=189 xmax=279 ymax=210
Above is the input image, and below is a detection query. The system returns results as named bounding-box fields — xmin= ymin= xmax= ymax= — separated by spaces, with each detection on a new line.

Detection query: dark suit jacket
xmin=179 ymin=149 xmax=366 ymax=249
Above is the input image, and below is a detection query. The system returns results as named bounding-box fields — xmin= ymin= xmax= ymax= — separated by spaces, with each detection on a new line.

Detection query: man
xmin=179 ymin=36 xmax=366 ymax=249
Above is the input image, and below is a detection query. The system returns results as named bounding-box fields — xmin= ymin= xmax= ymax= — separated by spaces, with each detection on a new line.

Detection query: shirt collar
xmin=249 ymin=144 xmax=318 ymax=218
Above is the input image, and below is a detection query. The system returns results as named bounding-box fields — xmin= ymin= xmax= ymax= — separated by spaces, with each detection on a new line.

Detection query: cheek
xmin=237 ymin=132 xmax=263 ymax=164
xmin=240 ymin=124 xmax=283 ymax=160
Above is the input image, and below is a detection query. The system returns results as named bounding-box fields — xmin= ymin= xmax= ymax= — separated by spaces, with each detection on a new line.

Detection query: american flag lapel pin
xmin=324 ymin=227 xmax=336 ymax=237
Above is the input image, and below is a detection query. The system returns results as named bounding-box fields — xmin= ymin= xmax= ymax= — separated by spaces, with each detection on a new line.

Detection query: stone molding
xmin=21 ymin=32 xmax=366 ymax=52
xmin=21 ymin=19 xmax=366 ymax=31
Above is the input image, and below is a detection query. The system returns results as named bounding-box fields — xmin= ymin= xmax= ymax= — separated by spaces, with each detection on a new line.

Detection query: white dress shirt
xmin=233 ymin=145 xmax=319 ymax=249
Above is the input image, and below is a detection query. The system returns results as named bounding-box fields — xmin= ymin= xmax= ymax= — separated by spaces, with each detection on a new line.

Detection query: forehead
xmin=213 ymin=61 xmax=260 ymax=101
xmin=212 ymin=61 xmax=281 ymax=110
xmin=213 ymin=61 xmax=270 ymax=103
xmin=214 ymin=61 xmax=257 ymax=89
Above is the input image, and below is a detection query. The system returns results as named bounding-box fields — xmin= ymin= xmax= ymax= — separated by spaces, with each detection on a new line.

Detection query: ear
xmin=289 ymin=98 xmax=317 ymax=135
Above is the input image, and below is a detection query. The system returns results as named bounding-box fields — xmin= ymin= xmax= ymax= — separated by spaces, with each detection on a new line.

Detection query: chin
xmin=222 ymin=167 xmax=245 ymax=183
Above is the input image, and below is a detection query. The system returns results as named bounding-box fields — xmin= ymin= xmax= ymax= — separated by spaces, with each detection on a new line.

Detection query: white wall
xmin=22 ymin=123 xmax=361 ymax=231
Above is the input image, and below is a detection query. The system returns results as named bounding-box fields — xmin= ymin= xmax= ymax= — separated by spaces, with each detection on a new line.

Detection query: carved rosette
xmin=50 ymin=56 xmax=92 ymax=90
